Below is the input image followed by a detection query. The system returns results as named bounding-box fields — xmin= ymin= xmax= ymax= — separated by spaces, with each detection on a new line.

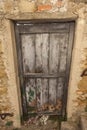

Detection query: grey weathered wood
xmin=57 ymin=78 xmax=64 ymax=99
xmin=25 ymin=79 xmax=36 ymax=109
xmin=41 ymin=79 xmax=48 ymax=105
xmin=21 ymin=34 xmax=35 ymax=73
xmin=49 ymin=33 xmax=60 ymax=73
xmin=49 ymin=33 xmax=60 ymax=106
xmin=15 ymin=26 xmax=28 ymax=116
xmin=49 ymin=79 xmax=57 ymax=105
xmin=15 ymin=21 xmax=75 ymax=118
xmin=59 ymin=34 xmax=68 ymax=72
xmin=35 ymin=34 xmax=49 ymax=73
xmin=17 ymin=23 xmax=69 ymax=34
xmin=36 ymin=78 xmax=48 ymax=108
xmin=23 ymin=72 xmax=65 ymax=78
xmin=36 ymin=78 xmax=42 ymax=108
xmin=62 ymin=22 xmax=75 ymax=116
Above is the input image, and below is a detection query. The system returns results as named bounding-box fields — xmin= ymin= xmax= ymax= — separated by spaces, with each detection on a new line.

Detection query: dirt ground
xmin=0 ymin=121 xmax=59 ymax=130
xmin=0 ymin=116 xmax=60 ymax=130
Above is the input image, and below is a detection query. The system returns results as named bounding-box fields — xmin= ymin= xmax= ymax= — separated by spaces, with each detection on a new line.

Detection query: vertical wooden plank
xmin=36 ymin=78 xmax=48 ymax=111
xmin=62 ymin=22 xmax=75 ymax=116
xmin=42 ymin=79 xmax=48 ymax=105
xmin=21 ymin=34 xmax=35 ymax=73
xmin=49 ymin=33 xmax=60 ymax=73
xmin=35 ymin=34 xmax=49 ymax=111
xmin=59 ymin=34 xmax=69 ymax=72
xmin=57 ymin=78 xmax=64 ymax=99
xmin=15 ymin=25 xmax=28 ymax=116
xmin=25 ymin=79 xmax=36 ymax=112
xmin=49 ymin=34 xmax=60 ymax=107
xmin=36 ymin=78 xmax=42 ymax=108
xmin=49 ymin=79 xmax=57 ymax=105
xmin=55 ymin=78 xmax=63 ymax=112
xmin=66 ymin=23 xmax=75 ymax=78
xmin=35 ymin=34 xmax=49 ymax=73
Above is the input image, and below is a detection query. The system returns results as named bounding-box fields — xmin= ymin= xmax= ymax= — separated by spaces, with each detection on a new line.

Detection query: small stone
xmin=61 ymin=121 xmax=79 ymax=130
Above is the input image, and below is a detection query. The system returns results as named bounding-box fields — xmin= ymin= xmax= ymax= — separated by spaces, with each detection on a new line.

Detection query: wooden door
xmin=15 ymin=21 xmax=74 ymax=119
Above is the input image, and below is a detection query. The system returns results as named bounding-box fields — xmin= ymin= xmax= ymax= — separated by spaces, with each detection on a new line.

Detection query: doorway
xmin=15 ymin=21 xmax=75 ymax=120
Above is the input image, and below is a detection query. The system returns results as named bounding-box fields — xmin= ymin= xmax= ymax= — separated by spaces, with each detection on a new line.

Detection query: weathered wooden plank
xmin=62 ymin=22 xmax=75 ymax=116
xmin=49 ymin=79 xmax=57 ymax=105
xmin=23 ymin=72 xmax=65 ymax=78
xmin=36 ymin=78 xmax=48 ymax=110
xmin=36 ymin=78 xmax=42 ymax=108
xmin=25 ymin=79 xmax=36 ymax=112
xmin=57 ymin=78 xmax=64 ymax=99
xmin=41 ymin=79 xmax=48 ymax=105
xmin=21 ymin=34 xmax=35 ymax=73
xmin=49 ymin=33 xmax=60 ymax=73
xmin=35 ymin=34 xmax=49 ymax=73
xmin=18 ymin=23 xmax=69 ymax=34
xmin=15 ymin=27 xmax=28 ymax=115
xmin=48 ymin=34 xmax=63 ymax=111
xmin=49 ymin=34 xmax=59 ymax=107
xmin=59 ymin=34 xmax=68 ymax=72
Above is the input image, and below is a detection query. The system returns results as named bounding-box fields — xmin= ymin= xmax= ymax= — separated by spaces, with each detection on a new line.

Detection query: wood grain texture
xmin=15 ymin=21 xmax=75 ymax=117
xmin=25 ymin=79 xmax=36 ymax=109
xmin=18 ymin=23 xmax=69 ymax=34
xmin=49 ymin=79 xmax=57 ymax=105
xmin=49 ymin=33 xmax=60 ymax=73
xmin=57 ymin=78 xmax=64 ymax=99
xmin=21 ymin=34 xmax=35 ymax=73
xmin=35 ymin=34 xmax=49 ymax=73
xmin=36 ymin=78 xmax=48 ymax=108
xmin=59 ymin=34 xmax=68 ymax=72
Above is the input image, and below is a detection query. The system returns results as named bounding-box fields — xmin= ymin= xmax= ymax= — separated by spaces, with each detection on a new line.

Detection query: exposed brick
xmin=37 ymin=4 xmax=52 ymax=11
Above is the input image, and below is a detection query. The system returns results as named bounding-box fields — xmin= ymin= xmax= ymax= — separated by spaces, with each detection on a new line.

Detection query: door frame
xmin=14 ymin=20 xmax=75 ymax=121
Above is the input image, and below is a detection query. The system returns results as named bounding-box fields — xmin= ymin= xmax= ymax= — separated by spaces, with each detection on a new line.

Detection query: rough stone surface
xmin=76 ymin=23 xmax=87 ymax=111
xmin=0 ymin=39 xmax=11 ymax=114
xmin=61 ymin=121 xmax=79 ymax=130
xmin=0 ymin=119 xmax=59 ymax=130
xmin=69 ymin=0 xmax=87 ymax=3
xmin=80 ymin=114 xmax=87 ymax=130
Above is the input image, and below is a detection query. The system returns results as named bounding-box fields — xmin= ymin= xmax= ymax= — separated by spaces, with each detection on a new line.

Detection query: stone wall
xmin=0 ymin=0 xmax=87 ymax=127
xmin=76 ymin=19 xmax=87 ymax=110
xmin=0 ymin=40 xmax=11 ymax=113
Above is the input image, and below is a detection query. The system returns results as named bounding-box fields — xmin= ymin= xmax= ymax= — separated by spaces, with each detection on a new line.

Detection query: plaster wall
xmin=0 ymin=0 xmax=87 ymax=127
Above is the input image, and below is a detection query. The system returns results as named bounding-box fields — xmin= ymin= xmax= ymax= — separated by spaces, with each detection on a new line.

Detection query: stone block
xmin=0 ymin=87 xmax=7 ymax=95
xmin=19 ymin=0 xmax=37 ymax=12
xmin=0 ymin=41 xmax=3 ymax=53
xmin=0 ymin=1 xmax=4 ymax=13
xmin=80 ymin=115 xmax=87 ymax=130
xmin=61 ymin=121 xmax=79 ymax=130
xmin=69 ymin=0 xmax=87 ymax=3
xmin=0 ymin=70 xmax=6 ymax=78
xmin=4 ymin=1 xmax=13 ymax=13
